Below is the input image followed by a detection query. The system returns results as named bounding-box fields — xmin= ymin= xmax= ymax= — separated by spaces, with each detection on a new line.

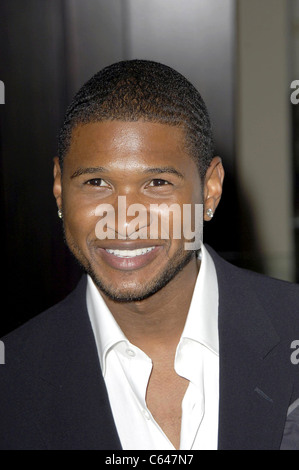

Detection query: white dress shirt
xmin=86 ymin=244 xmax=219 ymax=450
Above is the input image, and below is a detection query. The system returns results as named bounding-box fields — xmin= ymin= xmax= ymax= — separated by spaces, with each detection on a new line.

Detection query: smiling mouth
xmin=97 ymin=244 xmax=163 ymax=271
xmin=105 ymin=246 xmax=156 ymax=258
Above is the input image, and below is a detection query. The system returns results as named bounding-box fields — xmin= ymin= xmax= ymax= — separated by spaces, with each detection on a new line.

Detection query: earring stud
xmin=206 ymin=208 xmax=214 ymax=218
xmin=57 ymin=209 xmax=63 ymax=219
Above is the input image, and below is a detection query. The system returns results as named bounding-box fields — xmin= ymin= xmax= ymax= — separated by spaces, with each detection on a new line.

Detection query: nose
xmin=115 ymin=195 xmax=150 ymax=239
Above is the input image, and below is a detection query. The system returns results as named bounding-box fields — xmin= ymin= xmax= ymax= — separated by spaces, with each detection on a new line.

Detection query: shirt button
xmin=126 ymin=348 xmax=136 ymax=357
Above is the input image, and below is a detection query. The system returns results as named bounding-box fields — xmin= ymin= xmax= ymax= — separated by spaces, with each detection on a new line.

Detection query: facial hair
xmin=62 ymin=217 xmax=197 ymax=302
xmin=85 ymin=246 xmax=196 ymax=302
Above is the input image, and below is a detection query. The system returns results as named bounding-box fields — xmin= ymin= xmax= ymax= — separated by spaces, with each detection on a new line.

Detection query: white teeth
xmin=105 ymin=247 xmax=156 ymax=258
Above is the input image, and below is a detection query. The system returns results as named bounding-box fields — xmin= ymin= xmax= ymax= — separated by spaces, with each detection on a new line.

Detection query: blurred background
xmin=0 ymin=0 xmax=298 ymax=335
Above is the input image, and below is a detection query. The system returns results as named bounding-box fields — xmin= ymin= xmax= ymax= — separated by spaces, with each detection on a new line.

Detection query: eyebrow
xmin=143 ymin=167 xmax=184 ymax=179
xmin=70 ymin=166 xmax=185 ymax=179
xmin=70 ymin=167 xmax=108 ymax=179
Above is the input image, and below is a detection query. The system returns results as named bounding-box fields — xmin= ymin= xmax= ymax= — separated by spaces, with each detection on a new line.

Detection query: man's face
xmin=54 ymin=120 xmax=204 ymax=301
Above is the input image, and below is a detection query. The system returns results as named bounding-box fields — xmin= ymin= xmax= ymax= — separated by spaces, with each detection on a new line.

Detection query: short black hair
xmin=58 ymin=59 xmax=214 ymax=178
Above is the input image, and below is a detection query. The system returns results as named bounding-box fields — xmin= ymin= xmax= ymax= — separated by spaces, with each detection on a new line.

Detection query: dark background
xmin=0 ymin=0 xmax=297 ymax=336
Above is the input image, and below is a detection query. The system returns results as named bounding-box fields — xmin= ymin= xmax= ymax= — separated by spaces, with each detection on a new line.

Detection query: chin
xmin=87 ymin=274 xmax=161 ymax=302
xmin=86 ymin=248 xmax=195 ymax=303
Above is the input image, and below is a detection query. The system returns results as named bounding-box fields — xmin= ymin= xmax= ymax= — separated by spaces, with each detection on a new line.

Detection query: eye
xmin=85 ymin=178 xmax=110 ymax=187
xmin=147 ymin=179 xmax=172 ymax=187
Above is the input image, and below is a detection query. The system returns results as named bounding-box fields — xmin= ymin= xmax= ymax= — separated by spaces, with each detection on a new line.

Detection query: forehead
xmin=65 ymin=120 xmax=195 ymax=171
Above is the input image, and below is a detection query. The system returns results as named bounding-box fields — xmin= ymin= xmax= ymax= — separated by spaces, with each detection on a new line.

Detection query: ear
xmin=203 ymin=156 xmax=225 ymax=221
xmin=53 ymin=157 xmax=62 ymax=211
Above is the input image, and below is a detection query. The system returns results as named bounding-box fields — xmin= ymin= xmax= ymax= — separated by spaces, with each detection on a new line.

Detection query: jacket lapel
xmin=31 ymin=277 xmax=122 ymax=449
xmin=207 ymin=246 xmax=294 ymax=449
xmin=21 ymin=249 xmax=295 ymax=449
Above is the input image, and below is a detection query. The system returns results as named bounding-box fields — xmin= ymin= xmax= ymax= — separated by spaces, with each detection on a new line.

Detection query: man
xmin=0 ymin=60 xmax=298 ymax=450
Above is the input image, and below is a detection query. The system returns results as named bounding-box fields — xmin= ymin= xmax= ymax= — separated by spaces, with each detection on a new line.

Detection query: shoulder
xmin=1 ymin=276 xmax=87 ymax=363
xmin=206 ymin=244 xmax=299 ymax=332
xmin=206 ymin=244 xmax=299 ymax=295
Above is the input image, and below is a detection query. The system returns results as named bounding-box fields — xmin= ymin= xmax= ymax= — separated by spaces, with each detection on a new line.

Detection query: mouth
xmin=96 ymin=244 xmax=163 ymax=271
xmin=105 ymin=246 xmax=156 ymax=258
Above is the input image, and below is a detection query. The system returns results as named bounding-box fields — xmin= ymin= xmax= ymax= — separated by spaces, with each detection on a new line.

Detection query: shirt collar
xmin=86 ymin=244 xmax=219 ymax=376
xmin=180 ymin=244 xmax=219 ymax=355
xmin=86 ymin=276 xmax=127 ymax=376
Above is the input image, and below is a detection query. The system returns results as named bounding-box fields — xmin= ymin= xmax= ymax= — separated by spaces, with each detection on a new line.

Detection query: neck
xmin=101 ymin=255 xmax=200 ymax=357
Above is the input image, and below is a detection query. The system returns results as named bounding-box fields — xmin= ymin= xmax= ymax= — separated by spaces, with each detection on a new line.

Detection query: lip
xmin=97 ymin=245 xmax=163 ymax=271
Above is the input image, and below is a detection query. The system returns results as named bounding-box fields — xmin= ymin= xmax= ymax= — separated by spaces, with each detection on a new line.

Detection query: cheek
xmin=166 ymin=194 xmax=202 ymax=250
xmin=63 ymin=194 xmax=98 ymax=245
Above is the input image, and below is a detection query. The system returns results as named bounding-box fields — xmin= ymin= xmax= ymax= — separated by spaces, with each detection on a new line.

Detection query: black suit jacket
xmin=1 ymin=246 xmax=299 ymax=450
